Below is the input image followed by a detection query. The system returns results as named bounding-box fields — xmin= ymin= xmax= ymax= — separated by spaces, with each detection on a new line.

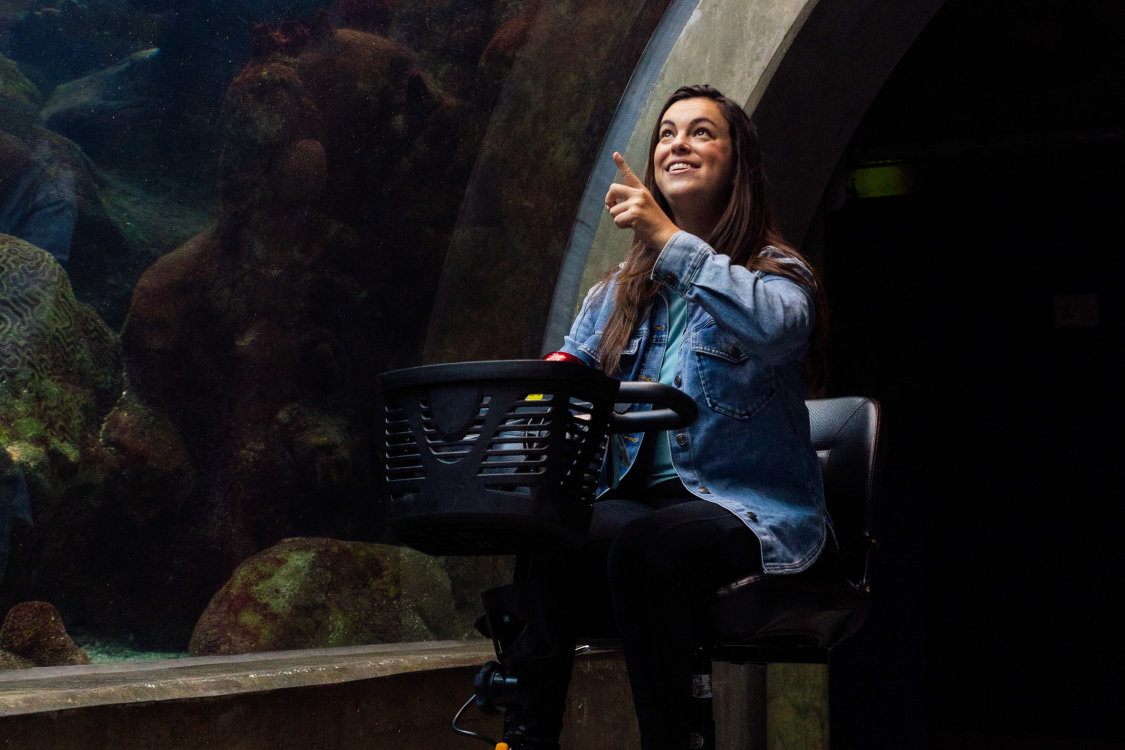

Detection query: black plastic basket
xmin=378 ymin=359 xmax=696 ymax=555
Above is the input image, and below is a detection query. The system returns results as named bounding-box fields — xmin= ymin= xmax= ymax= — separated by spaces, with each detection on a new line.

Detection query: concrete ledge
xmin=0 ymin=641 xmax=497 ymax=717
xmin=0 ymin=642 xmax=640 ymax=749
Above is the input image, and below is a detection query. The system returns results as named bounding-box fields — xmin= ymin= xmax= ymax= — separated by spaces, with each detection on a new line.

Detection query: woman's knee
xmin=606 ymin=513 xmax=679 ymax=587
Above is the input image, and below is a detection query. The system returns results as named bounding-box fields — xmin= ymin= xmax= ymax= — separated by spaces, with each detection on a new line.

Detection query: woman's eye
xmin=694 ymin=128 xmax=710 ymax=137
xmin=660 ymin=130 xmax=675 ymax=139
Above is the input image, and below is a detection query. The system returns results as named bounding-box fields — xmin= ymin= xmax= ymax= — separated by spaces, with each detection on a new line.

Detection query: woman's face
xmin=652 ymin=97 xmax=734 ymax=221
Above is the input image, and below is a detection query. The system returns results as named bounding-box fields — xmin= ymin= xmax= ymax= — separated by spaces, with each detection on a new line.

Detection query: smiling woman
xmin=487 ymin=84 xmax=833 ymax=750
xmin=597 ymin=85 xmax=827 ymax=384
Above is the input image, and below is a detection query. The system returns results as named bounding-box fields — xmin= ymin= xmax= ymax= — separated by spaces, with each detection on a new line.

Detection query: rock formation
xmin=189 ymin=537 xmax=471 ymax=655
xmin=0 ymin=600 xmax=90 ymax=669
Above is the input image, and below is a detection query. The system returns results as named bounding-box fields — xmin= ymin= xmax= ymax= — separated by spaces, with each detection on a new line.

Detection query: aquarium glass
xmin=0 ymin=0 xmax=674 ymax=663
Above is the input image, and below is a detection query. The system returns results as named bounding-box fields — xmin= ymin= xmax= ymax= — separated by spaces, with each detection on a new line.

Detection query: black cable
xmin=451 ymin=693 xmax=500 ymax=747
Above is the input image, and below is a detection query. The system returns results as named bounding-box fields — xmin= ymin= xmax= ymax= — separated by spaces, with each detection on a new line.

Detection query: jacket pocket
xmin=577 ymin=330 xmax=642 ymax=365
xmin=691 ymin=327 xmax=775 ymax=419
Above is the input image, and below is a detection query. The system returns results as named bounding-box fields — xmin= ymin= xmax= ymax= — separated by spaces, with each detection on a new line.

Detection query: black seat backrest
xmin=807 ymin=397 xmax=881 ymax=584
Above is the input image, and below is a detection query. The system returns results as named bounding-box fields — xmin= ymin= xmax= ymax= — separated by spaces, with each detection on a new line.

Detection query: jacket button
xmin=746 ymin=512 xmax=759 ymax=522
xmin=674 ymin=374 xmax=682 ymax=387
xmin=665 ymin=272 xmax=677 ymax=285
xmin=698 ymin=486 xmax=710 ymax=494
xmin=675 ymin=433 xmax=688 ymax=447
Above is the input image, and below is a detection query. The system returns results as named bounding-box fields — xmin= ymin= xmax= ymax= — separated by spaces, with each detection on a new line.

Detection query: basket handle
xmin=611 ymin=382 xmax=698 ymax=433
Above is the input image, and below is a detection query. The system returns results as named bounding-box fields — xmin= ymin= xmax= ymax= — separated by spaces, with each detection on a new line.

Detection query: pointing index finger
xmin=613 ymin=152 xmax=644 ymax=189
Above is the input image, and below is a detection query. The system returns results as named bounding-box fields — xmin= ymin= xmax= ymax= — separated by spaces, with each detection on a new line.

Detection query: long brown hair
xmin=596 ymin=84 xmax=827 ymax=391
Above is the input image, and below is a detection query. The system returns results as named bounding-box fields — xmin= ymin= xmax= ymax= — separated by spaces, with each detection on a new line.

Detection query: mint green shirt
xmin=629 ymin=292 xmax=689 ymax=487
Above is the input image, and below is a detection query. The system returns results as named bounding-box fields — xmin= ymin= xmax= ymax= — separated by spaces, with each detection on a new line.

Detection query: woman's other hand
xmin=605 ymin=152 xmax=679 ymax=250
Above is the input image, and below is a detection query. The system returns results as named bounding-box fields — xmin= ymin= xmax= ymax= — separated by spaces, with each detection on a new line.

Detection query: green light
xmin=848 ymin=163 xmax=919 ymax=199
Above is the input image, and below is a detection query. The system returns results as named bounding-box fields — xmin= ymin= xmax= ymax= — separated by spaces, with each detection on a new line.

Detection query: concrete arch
xmin=543 ymin=0 xmax=946 ymax=350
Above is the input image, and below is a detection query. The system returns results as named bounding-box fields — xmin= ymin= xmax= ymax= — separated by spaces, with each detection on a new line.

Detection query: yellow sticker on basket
xmin=525 ymin=394 xmax=545 ymax=400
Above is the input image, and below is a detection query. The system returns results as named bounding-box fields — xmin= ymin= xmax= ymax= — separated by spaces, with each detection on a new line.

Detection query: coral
xmin=0 ymin=236 xmax=126 ymax=642
xmin=188 ymin=537 xmax=468 ymax=655
xmin=0 ymin=235 xmax=122 ymax=491
xmin=0 ymin=600 xmax=89 ymax=668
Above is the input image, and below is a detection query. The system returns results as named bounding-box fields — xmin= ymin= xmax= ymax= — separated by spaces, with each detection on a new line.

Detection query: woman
xmin=506 ymin=85 xmax=831 ymax=750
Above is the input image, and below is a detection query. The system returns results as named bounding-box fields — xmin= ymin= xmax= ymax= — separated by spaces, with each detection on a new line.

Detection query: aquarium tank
xmin=0 ymin=0 xmax=674 ymax=664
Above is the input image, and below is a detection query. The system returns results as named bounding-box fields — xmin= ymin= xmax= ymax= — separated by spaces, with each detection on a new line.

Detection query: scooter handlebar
xmin=611 ymin=381 xmax=698 ymax=433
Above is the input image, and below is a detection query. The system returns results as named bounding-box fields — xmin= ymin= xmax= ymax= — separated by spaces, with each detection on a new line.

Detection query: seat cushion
xmin=707 ymin=544 xmax=870 ymax=648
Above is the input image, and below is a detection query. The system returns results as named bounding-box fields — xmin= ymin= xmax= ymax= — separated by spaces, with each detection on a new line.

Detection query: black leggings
xmin=510 ymin=479 xmax=763 ymax=750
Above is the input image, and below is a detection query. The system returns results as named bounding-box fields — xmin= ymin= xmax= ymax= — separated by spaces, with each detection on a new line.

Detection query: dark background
xmin=822 ymin=0 xmax=1123 ymax=747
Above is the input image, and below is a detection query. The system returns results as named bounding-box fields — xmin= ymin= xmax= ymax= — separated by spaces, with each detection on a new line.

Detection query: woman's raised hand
xmin=605 ymin=152 xmax=679 ymax=250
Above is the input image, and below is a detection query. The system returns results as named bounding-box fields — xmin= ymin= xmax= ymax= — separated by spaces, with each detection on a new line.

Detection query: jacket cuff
xmin=650 ymin=231 xmax=709 ymax=295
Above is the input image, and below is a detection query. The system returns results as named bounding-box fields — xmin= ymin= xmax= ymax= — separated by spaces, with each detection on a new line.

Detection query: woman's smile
xmin=665 ymin=160 xmax=700 ymax=173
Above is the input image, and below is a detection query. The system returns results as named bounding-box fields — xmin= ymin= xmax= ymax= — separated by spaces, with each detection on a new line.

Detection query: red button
xmin=543 ymin=351 xmax=581 ymax=363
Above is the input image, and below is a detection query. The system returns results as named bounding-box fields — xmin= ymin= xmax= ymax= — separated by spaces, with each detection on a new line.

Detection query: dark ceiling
xmin=850 ymin=0 xmax=1123 ymax=155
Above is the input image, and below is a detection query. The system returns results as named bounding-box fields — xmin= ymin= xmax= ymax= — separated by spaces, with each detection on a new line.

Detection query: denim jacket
xmin=560 ymin=231 xmax=829 ymax=574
